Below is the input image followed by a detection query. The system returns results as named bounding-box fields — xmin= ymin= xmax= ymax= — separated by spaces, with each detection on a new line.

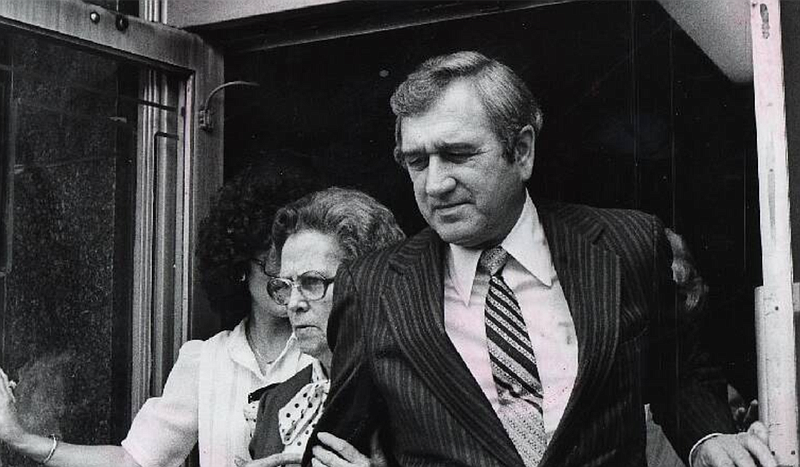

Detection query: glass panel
xmin=0 ymin=27 xmax=181 ymax=464
xmin=0 ymin=59 xmax=10 ymax=275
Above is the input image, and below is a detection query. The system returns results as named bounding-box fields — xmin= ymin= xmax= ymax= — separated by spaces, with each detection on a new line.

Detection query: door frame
xmin=0 ymin=0 xmax=224 ymax=419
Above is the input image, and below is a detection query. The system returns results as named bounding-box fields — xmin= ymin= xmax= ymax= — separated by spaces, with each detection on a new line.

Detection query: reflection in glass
xmin=0 ymin=28 xmax=179 ymax=465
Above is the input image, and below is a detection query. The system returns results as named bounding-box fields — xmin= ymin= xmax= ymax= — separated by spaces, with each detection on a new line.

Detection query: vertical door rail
xmin=131 ymin=0 xmax=191 ymax=409
xmin=750 ymin=0 xmax=799 ymax=465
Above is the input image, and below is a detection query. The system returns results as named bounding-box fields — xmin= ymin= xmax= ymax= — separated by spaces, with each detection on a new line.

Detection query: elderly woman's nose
xmin=286 ymin=286 xmax=307 ymax=312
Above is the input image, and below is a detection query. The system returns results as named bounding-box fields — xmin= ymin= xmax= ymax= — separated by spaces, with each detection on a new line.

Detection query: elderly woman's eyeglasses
xmin=266 ymin=271 xmax=334 ymax=305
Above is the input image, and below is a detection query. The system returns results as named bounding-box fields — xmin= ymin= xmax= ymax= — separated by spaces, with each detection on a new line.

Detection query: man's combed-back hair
xmin=272 ymin=187 xmax=405 ymax=264
xmin=196 ymin=152 xmax=323 ymax=323
xmin=390 ymin=51 xmax=544 ymax=163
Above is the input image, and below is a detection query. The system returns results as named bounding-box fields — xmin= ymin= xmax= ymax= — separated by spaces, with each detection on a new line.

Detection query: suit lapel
xmin=383 ymin=229 xmax=524 ymax=467
xmin=380 ymin=203 xmax=622 ymax=467
xmin=536 ymin=202 xmax=621 ymax=466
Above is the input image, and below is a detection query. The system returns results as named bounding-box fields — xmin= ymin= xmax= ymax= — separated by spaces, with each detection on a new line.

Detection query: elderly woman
xmin=0 ymin=156 xmax=320 ymax=467
xmin=247 ymin=187 xmax=405 ymax=467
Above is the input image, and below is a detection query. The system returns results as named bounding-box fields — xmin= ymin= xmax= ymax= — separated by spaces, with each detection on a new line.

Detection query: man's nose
xmin=425 ymin=157 xmax=456 ymax=196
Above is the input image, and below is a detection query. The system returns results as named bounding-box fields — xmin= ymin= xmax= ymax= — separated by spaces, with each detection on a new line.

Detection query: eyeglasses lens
xmin=267 ymin=279 xmax=292 ymax=305
xmin=298 ymin=274 xmax=326 ymax=300
xmin=266 ymin=272 xmax=329 ymax=305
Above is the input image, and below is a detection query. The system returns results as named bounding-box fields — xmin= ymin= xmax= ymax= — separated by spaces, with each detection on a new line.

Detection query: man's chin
xmin=433 ymin=222 xmax=502 ymax=249
xmin=433 ymin=225 xmax=479 ymax=248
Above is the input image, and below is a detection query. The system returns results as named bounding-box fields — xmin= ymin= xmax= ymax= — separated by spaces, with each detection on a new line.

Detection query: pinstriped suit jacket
xmin=307 ymin=200 xmax=734 ymax=467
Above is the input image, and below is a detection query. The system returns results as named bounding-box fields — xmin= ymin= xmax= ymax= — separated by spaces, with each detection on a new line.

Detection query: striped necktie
xmin=480 ymin=246 xmax=546 ymax=467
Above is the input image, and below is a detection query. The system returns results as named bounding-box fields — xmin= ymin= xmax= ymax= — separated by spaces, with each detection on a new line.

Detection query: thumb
xmin=748 ymin=421 xmax=770 ymax=445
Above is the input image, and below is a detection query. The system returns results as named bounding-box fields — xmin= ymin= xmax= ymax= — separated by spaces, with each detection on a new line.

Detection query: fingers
xmin=699 ymin=437 xmax=751 ymax=467
xmin=316 ymin=432 xmax=369 ymax=464
xmin=742 ymin=425 xmax=776 ymax=467
xmin=312 ymin=446 xmax=348 ymax=467
xmin=0 ymin=368 xmax=15 ymax=404
xmin=743 ymin=400 xmax=759 ymax=427
xmin=747 ymin=421 xmax=769 ymax=444
xmin=694 ymin=432 xmax=777 ymax=467
xmin=311 ymin=449 xmax=368 ymax=467
xmin=6 ymin=380 xmax=16 ymax=404
xmin=241 ymin=453 xmax=303 ymax=467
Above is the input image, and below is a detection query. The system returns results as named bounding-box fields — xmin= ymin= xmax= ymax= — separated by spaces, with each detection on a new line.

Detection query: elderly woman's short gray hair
xmin=272 ymin=187 xmax=405 ymax=263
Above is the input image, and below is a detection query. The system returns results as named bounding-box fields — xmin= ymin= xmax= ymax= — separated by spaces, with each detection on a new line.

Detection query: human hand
xmin=728 ymin=386 xmax=759 ymax=433
xmin=733 ymin=400 xmax=759 ymax=433
xmin=0 ymin=367 xmax=25 ymax=444
xmin=311 ymin=432 xmax=370 ymax=467
xmin=235 ymin=453 xmax=302 ymax=467
xmin=692 ymin=422 xmax=776 ymax=467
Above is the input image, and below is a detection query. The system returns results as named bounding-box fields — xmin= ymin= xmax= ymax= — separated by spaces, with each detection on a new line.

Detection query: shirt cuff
xmin=689 ymin=433 xmax=723 ymax=467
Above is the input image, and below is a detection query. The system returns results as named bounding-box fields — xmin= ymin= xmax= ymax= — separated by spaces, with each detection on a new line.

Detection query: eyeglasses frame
xmin=266 ymin=270 xmax=335 ymax=305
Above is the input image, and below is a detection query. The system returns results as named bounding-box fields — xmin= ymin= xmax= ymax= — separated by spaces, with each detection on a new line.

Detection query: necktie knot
xmin=479 ymin=246 xmax=509 ymax=276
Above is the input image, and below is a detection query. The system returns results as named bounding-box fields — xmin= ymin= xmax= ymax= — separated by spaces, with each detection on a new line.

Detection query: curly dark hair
xmin=196 ymin=151 xmax=323 ymax=323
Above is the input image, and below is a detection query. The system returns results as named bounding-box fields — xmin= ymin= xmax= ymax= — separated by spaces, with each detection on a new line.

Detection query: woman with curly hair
xmin=0 ymin=154 xmax=322 ymax=467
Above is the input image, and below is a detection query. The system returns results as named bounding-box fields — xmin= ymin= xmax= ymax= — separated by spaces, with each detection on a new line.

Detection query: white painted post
xmin=750 ymin=0 xmax=799 ymax=464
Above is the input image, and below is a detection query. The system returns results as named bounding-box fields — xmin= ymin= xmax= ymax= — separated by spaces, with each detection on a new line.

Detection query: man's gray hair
xmin=390 ymin=51 xmax=544 ymax=164
xmin=272 ymin=187 xmax=405 ymax=263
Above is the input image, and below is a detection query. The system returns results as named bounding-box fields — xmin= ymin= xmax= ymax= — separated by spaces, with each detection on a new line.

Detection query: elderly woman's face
xmin=248 ymin=247 xmax=288 ymax=319
xmin=279 ymin=230 xmax=342 ymax=358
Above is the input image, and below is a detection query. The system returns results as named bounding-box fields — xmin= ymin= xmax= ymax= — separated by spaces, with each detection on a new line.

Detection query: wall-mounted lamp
xmin=198 ymin=81 xmax=260 ymax=133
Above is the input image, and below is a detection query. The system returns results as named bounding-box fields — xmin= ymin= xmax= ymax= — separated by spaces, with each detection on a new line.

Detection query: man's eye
xmin=405 ymin=155 xmax=428 ymax=170
xmin=443 ymin=152 xmax=474 ymax=162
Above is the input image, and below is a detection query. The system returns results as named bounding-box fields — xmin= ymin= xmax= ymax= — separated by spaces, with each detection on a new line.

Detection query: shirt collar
xmin=447 ymin=193 xmax=554 ymax=305
xmin=228 ymin=318 xmax=301 ymax=380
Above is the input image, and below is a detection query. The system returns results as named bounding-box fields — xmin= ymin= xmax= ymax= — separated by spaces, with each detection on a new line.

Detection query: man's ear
xmin=513 ymin=125 xmax=535 ymax=181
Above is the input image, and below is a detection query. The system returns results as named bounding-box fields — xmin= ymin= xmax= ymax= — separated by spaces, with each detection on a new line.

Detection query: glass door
xmin=0 ymin=1 xmax=222 ymax=461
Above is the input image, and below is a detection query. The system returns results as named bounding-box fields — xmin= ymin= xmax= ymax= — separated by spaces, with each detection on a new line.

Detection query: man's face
xmin=398 ymin=80 xmax=533 ymax=248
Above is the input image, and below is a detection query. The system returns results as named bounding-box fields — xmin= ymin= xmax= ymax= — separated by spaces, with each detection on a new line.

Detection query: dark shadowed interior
xmin=224 ymin=0 xmax=761 ymax=399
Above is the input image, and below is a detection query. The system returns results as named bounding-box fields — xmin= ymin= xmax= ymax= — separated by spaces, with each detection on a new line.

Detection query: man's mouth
xmin=433 ymin=202 xmax=466 ymax=215
xmin=433 ymin=201 xmax=466 ymax=210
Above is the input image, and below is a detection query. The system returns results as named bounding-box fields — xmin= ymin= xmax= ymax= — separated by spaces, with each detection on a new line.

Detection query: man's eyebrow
xmin=437 ymin=142 xmax=479 ymax=152
xmin=398 ymin=142 xmax=479 ymax=158
xmin=396 ymin=148 xmax=428 ymax=159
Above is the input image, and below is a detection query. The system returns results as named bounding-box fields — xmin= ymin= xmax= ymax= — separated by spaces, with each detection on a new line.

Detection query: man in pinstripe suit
xmin=305 ymin=52 xmax=774 ymax=467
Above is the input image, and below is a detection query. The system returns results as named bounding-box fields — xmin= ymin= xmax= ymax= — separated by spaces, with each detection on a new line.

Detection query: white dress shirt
xmin=122 ymin=319 xmax=315 ymax=467
xmin=443 ymin=194 xmax=578 ymax=442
